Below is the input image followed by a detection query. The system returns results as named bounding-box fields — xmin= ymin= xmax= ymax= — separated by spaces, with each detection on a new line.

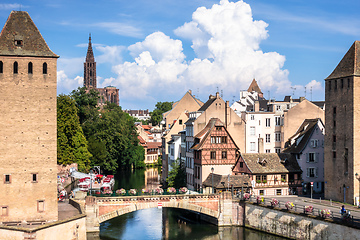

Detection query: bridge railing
xmin=237 ymin=194 xmax=357 ymax=226
xmin=88 ymin=187 xmax=203 ymax=197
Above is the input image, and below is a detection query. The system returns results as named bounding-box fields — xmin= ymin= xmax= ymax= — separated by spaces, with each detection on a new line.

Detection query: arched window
xmin=28 ymin=62 xmax=33 ymax=74
xmin=42 ymin=62 xmax=47 ymax=74
xmin=0 ymin=61 xmax=3 ymax=73
xmin=13 ymin=61 xmax=18 ymax=74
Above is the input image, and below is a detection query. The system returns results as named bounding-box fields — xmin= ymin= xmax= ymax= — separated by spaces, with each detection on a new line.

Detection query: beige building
xmin=324 ymin=41 xmax=360 ymax=204
xmin=0 ymin=11 xmax=58 ymax=223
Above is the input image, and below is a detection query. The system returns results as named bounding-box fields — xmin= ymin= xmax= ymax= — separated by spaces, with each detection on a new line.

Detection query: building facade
xmin=324 ymin=41 xmax=360 ymax=204
xmin=0 ymin=11 xmax=58 ymax=223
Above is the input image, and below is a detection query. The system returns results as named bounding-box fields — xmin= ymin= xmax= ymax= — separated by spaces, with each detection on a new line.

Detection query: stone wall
xmin=244 ymin=203 xmax=359 ymax=240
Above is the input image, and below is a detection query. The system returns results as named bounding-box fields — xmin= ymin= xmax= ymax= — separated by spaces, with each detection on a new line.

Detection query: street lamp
xmin=90 ymin=169 xmax=93 ymax=196
xmin=211 ymin=167 xmax=214 ymax=194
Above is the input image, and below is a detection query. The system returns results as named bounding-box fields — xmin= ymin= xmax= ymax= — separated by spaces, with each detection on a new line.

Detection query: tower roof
xmin=326 ymin=41 xmax=360 ymax=80
xmin=86 ymin=34 xmax=95 ymax=62
xmin=0 ymin=11 xmax=58 ymax=58
xmin=247 ymin=79 xmax=262 ymax=93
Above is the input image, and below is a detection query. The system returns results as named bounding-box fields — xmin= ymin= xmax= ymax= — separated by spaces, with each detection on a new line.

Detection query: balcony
xmin=254 ymin=179 xmax=302 ymax=188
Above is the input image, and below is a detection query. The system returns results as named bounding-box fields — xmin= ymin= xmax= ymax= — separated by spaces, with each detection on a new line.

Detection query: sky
xmin=1 ymin=0 xmax=360 ymax=110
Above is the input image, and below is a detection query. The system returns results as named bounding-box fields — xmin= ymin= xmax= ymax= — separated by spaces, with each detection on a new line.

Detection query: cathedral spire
xmin=86 ymin=33 xmax=95 ymax=62
xmin=84 ymin=34 xmax=96 ymax=88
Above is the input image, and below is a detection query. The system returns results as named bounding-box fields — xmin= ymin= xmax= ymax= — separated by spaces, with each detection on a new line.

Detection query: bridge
xmin=84 ymin=191 xmax=243 ymax=235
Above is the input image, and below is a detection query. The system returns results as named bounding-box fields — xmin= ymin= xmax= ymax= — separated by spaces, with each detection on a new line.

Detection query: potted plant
xmin=142 ymin=188 xmax=150 ymax=195
xmin=256 ymin=180 xmax=261 ymax=184
xmin=304 ymin=205 xmax=313 ymax=213
xmin=243 ymin=193 xmax=251 ymax=200
xmin=179 ymin=187 xmax=187 ymax=194
xmin=116 ymin=188 xmax=126 ymax=196
xmin=155 ymin=188 xmax=164 ymax=195
xmin=256 ymin=195 xmax=264 ymax=204
xmin=262 ymin=180 xmax=267 ymax=184
xmin=281 ymin=178 xmax=286 ymax=182
xmin=167 ymin=187 xmax=176 ymax=194
xmin=129 ymin=189 xmax=137 ymax=196
xmin=103 ymin=189 xmax=113 ymax=196
xmin=320 ymin=209 xmax=331 ymax=218
xmin=271 ymin=198 xmax=279 ymax=207
xmin=285 ymin=201 xmax=294 ymax=210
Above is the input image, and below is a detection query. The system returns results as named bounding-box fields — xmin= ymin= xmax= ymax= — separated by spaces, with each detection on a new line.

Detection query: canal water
xmin=97 ymin=167 xmax=286 ymax=240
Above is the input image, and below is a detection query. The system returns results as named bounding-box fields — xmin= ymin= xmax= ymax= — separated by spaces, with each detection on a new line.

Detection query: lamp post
xmin=90 ymin=169 xmax=93 ymax=196
xmin=211 ymin=167 xmax=214 ymax=194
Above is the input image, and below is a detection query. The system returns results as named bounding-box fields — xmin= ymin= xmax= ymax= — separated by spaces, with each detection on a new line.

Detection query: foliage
xmin=285 ymin=201 xmax=294 ymax=210
xmin=167 ymin=187 xmax=176 ymax=194
xmin=320 ymin=209 xmax=331 ymax=218
xmin=271 ymin=198 xmax=279 ymax=207
xmin=150 ymin=101 xmax=173 ymax=126
xmin=142 ymin=188 xmax=150 ymax=195
xmin=167 ymin=159 xmax=186 ymax=189
xmin=57 ymin=94 xmax=92 ymax=172
xmin=305 ymin=205 xmax=313 ymax=213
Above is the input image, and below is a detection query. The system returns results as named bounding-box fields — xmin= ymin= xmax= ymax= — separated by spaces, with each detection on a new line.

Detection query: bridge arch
xmin=94 ymin=195 xmax=220 ymax=224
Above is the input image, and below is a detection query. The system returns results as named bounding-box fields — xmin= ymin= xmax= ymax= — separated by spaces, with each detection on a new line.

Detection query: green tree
xmin=150 ymin=101 xmax=173 ymax=126
xmin=57 ymin=94 xmax=92 ymax=171
xmin=167 ymin=159 xmax=186 ymax=189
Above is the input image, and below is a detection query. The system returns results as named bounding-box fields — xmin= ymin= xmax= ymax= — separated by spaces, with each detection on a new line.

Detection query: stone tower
xmin=84 ymin=34 xmax=97 ymax=89
xmin=0 ymin=11 xmax=59 ymax=223
xmin=324 ymin=41 xmax=360 ymax=204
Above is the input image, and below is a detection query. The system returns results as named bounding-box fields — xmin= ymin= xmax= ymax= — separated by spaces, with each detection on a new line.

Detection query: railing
xmin=237 ymin=195 xmax=358 ymax=226
xmin=254 ymin=179 xmax=302 ymax=187
xmin=88 ymin=188 xmax=203 ymax=197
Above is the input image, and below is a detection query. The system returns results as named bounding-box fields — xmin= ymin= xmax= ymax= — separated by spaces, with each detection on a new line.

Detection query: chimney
xmin=299 ymin=96 xmax=305 ymax=102
xmin=258 ymin=138 xmax=264 ymax=153
xmin=216 ymin=92 xmax=219 ymax=98
xmin=254 ymin=101 xmax=260 ymax=112
xmin=225 ymin=101 xmax=230 ymax=127
xmin=189 ymin=89 xmax=192 ymax=95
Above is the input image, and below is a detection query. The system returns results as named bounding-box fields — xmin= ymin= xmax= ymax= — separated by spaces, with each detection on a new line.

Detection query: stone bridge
xmin=85 ymin=191 xmax=244 ymax=236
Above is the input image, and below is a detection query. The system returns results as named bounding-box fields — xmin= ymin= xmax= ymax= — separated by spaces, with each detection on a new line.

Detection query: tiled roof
xmin=326 ymin=41 xmax=360 ymax=80
xmin=147 ymin=142 xmax=162 ymax=149
xmin=202 ymin=173 xmax=251 ymax=188
xmin=241 ymin=153 xmax=301 ymax=174
xmin=0 ymin=11 xmax=58 ymax=58
xmin=137 ymin=136 xmax=146 ymax=144
xmin=191 ymin=118 xmax=225 ymax=150
xmin=282 ymin=119 xmax=322 ymax=154
xmin=198 ymin=96 xmax=217 ymax=112
xmin=247 ymin=79 xmax=262 ymax=93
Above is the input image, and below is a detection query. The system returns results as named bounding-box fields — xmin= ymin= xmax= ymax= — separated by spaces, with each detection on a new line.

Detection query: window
xmin=310 ymin=139 xmax=318 ymax=148
xmin=216 ymin=136 xmax=221 ymax=143
xmin=333 ymin=107 xmax=336 ymax=115
xmin=259 ymin=190 xmax=264 ymax=195
xmin=287 ymin=104 xmax=290 ymax=109
xmin=43 ymin=62 xmax=47 ymax=74
xmin=328 ymin=80 xmax=331 ymax=91
xmin=265 ymin=118 xmax=270 ymax=127
xmin=250 ymin=142 xmax=256 ymax=151
xmin=1 ymin=206 xmax=8 ymax=216
xmin=281 ymin=174 xmax=286 ymax=181
xmin=28 ymin=62 xmax=33 ymax=74
xmin=221 ymin=151 xmax=227 ymax=159
xmin=250 ymin=126 xmax=255 ymax=136
xmin=179 ymin=120 xmax=182 ymax=125
xmin=345 ymin=148 xmax=349 ymax=174
xmin=0 ymin=61 xmax=3 ymax=73
xmin=307 ymin=168 xmax=317 ymax=178
xmin=37 ymin=200 xmax=45 ymax=212
xmin=250 ymin=115 xmax=255 ymax=120
xmin=32 ymin=173 xmax=38 ymax=183
xmin=276 ymin=105 xmax=281 ymax=111
xmin=211 ymin=137 xmax=216 ymax=144
xmin=275 ymin=148 xmax=281 ymax=153
xmin=307 ymin=153 xmax=316 ymax=162
xmin=341 ymin=79 xmax=344 ymax=89
xmin=275 ymin=117 xmax=281 ymax=126
xmin=265 ymin=149 xmax=270 ymax=153
xmin=240 ymin=162 xmax=244 ymax=168
xmin=276 ymin=189 xmax=282 ymax=195
xmin=334 ymin=80 xmax=337 ymax=90
xmin=210 ymin=151 xmax=216 ymax=159
xmin=333 ymin=151 xmax=336 ymax=159
xmin=15 ymin=39 xmax=23 ymax=46
xmin=13 ymin=61 xmax=18 ymax=74
xmin=265 ymin=134 xmax=270 ymax=143
xmin=216 ymin=127 xmax=222 ymax=131
xmin=221 ymin=136 xmax=227 ymax=143
xmin=275 ymin=132 xmax=281 ymax=142
xmin=348 ymin=78 xmax=350 ymax=89
xmin=4 ymin=174 xmax=10 ymax=184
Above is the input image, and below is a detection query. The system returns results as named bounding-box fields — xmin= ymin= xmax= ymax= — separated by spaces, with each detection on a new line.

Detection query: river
xmin=97 ymin=167 xmax=286 ymax=240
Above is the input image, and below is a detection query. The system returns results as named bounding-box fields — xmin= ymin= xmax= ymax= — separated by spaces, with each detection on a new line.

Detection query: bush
xmin=116 ymin=188 xmax=126 ymax=195
xmin=285 ymin=201 xmax=294 ymax=210
xmin=271 ymin=198 xmax=279 ymax=207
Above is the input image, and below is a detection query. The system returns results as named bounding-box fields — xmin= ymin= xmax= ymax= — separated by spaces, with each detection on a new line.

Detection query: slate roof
xmin=202 ymin=173 xmax=251 ymax=188
xmin=86 ymin=35 xmax=95 ymax=62
xmin=282 ymin=119 xmax=322 ymax=154
xmin=326 ymin=41 xmax=360 ymax=80
xmin=247 ymin=79 xmax=262 ymax=94
xmin=0 ymin=11 xmax=58 ymax=58
xmin=198 ymin=95 xmax=217 ymax=112
xmin=240 ymin=153 xmax=302 ymax=174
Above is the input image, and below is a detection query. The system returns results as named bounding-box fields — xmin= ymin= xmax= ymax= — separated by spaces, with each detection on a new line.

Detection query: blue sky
xmin=1 ymin=0 xmax=360 ymax=110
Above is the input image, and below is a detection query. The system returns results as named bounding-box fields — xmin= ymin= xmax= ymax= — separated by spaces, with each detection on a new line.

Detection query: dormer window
xmin=15 ymin=40 xmax=23 ymax=46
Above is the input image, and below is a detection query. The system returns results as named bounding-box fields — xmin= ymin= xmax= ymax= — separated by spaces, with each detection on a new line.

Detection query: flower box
xmin=305 ymin=205 xmax=313 ymax=213
xmin=271 ymin=198 xmax=279 ymax=207
xmin=285 ymin=201 xmax=294 ymax=210
xmin=167 ymin=187 xmax=176 ymax=194
xmin=179 ymin=187 xmax=187 ymax=194
xmin=129 ymin=189 xmax=137 ymax=196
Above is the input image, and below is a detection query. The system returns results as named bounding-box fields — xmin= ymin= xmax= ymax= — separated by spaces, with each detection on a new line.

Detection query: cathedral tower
xmin=0 ymin=11 xmax=59 ymax=223
xmin=84 ymin=34 xmax=97 ymax=89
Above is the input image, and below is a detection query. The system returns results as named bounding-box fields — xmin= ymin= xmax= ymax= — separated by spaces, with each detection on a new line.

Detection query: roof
xmin=326 ymin=41 xmax=360 ymax=80
xmin=86 ymin=35 xmax=95 ymax=62
xmin=147 ymin=142 xmax=162 ymax=149
xmin=202 ymin=174 xmax=251 ymax=188
xmin=247 ymin=79 xmax=262 ymax=94
xmin=311 ymin=101 xmax=325 ymax=109
xmin=240 ymin=153 xmax=302 ymax=174
xmin=0 ymin=11 xmax=58 ymax=58
xmin=137 ymin=136 xmax=146 ymax=144
xmin=282 ymin=119 xmax=323 ymax=154
xmin=198 ymin=95 xmax=218 ymax=112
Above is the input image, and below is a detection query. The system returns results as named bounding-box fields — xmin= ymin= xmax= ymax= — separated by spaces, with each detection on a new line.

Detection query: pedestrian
xmin=340 ymin=205 xmax=346 ymax=215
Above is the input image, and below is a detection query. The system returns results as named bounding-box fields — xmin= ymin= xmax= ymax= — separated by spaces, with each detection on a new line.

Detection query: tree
xmin=150 ymin=101 xmax=173 ymax=126
xmin=167 ymin=159 xmax=186 ymax=189
xmin=57 ymin=94 xmax=92 ymax=172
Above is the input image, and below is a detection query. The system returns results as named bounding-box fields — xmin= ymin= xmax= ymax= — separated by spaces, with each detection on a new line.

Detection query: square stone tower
xmin=324 ymin=41 xmax=360 ymax=204
xmin=0 ymin=11 xmax=59 ymax=223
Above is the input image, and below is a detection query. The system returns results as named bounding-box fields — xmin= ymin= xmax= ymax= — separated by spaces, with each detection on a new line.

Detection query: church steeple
xmin=84 ymin=33 xmax=96 ymax=89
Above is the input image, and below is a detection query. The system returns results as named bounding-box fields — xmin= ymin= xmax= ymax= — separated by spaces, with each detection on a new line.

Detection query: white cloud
xmin=96 ymin=45 xmax=125 ymax=65
xmin=0 ymin=4 xmax=22 ymax=10
xmin=57 ymin=70 xmax=83 ymax=94
xmin=93 ymin=22 xmax=143 ymax=38
xmin=58 ymin=57 xmax=84 ymax=77
xmin=110 ymin=0 xmax=292 ymax=103
xmin=306 ymin=80 xmax=323 ymax=91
